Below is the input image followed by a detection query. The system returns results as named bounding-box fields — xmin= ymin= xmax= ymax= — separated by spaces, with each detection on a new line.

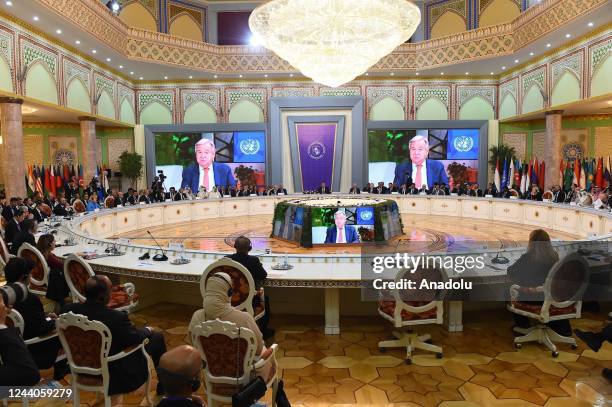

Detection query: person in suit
xmin=11 ymin=219 xmax=37 ymax=256
xmin=484 ymin=183 xmax=498 ymax=197
xmin=387 ymin=182 xmax=397 ymax=194
xmin=316 ymin=182 xmax=331 ymax=194
xmin=53 ymin=198 xmax=73 ymax=217
xmin=276 ymin=184 xmax=288 ymax=195
xmin=181 ymin=138 xmax=236 ymax=193
xmin=552 ymin=185 xmax=566 ymax=203
xmin=5 ymin=257 xmax=68 ymax=380
xmin=2 ymin=197 xmax=21 ymax=222
xmin=4 ymin=206 xmax=27 ymax=247
xmin=564 ymin=183 xmax=579 ymax=204
xmin=155 ymin=345 xmax=204 ymax=407
xmin=393 ymin=135 xmax=449 ymax=189
xmin=225 ymin=236 xmax=272 ymax=338
xmin=0 ymin=294 xmax=41 ymax=391
xmin=348 ymin=183 xmax=360 ymax=194
xmin=62 ymin=275 xmax=168 ymax=396
xmin=525 ymin=185 xmax=542 ymax=201
xmin=507 ymin=229 xmax=571 ymax=337
xmin=408 ymin=183 xmax=419 ymax=195
xmin=64 ymin=180 xmax=78 ymax=203
xmin=324 ymin=211 xmax=359 ymax=244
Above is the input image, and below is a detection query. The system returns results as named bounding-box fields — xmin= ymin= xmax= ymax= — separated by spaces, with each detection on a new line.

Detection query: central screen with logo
xmin=368 ymin=128 xmax=479 ymax=187
xmin=154 ymin=131 xmax=266 ymax=191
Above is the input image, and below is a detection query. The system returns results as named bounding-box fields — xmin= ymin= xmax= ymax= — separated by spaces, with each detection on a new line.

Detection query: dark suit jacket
xmin=276 ymin=189 xmax=287 ymax=195
xmin=62 ymin=302 xmax=149 ymax=395
xmin=1 ymin=205 xmax=15 ymax=222
xmin=181 ymin=162 xmax=236 ymax=193
xmin=507 ymin=251 xmax=558 ymax=301
xmin=324 ymin=226 xmax=359 ymax=244
xmin=349 ymin=187 xmax=360 ymax=194
xmin=53 ymin=205 xmax=70 ymax=217
xmin=14 ymin=293 xmax=61 ymax=369
xmin=393 ymin=160 xmax=449 ymax=188
xmin=0 ymin=327 xmax=40 ymax=391
xmin=553 ymin=190 xmax=566 ymax=203
xmin=11 ymin=231 xmax=35 ymax=255
xmin=4 ymin=218 xmax=21 ymax=246
xmin=226 ymin=253 xmax=267 ymax=287
xmin=316 ymin=186 xmax=331 ymax=194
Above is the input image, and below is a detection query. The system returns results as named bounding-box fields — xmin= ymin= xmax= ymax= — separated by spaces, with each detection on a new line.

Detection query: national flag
xmin=501 ymin=157 xmax=508 ymax=190
xmin=586 ymin=159 xmax=594 ymax=190
xmin=559 ymin=158 xmax=564 ymax=186
xmin=25 ymin=169 xmax=31 ymax=196
xmin=520 ymin=162 xmax=526 ymax=194
xmin=573 ymin=159 xmax=580 ymax=187
xmin=63 ymin=164 xmax=70 ymax=184
xmin=494 ymin=159 xmax=501 ymax=192
xmin=50 ymin=165 xmax=56 ymax=196
xmin=55 ymin=165 xmax=62 ymax=189
xmin=34 ymin=166 xmax=43 ymax=195
xmin=43 ymin=166 xmax=51 ymax=195
xmin=514 ymin=159 xmax=521 ymax=188
xmin=531 ymin=159 xmax=539 ymax=188
xmin=508 ymin=159 xmax=515 ymax=189
xmin=27 ymin=164 xmax=35 ymax=193
xmin=525 ymin=161 xmax=531 ymax=192
xmin=563 ymin=161 xmax=573 ymax=191
xmin=78 ymin=164 xmax=84 ymax=189
xmin=596 ymin=157 xmax=604 ymax=188
xmin=538 ymin=161 xmax=545 ymax=190
xmin=580 ymin=159 xmax=586 ymax=189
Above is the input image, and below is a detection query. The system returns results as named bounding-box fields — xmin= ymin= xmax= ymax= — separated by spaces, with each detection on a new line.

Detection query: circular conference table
xmin=52 ymin=195 xmax=612 ymax=334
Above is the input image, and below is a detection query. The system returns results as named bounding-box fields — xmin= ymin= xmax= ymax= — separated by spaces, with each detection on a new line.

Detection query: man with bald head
xmin=62 ymin=275 xmax=168 ymax=396
xmin=156 ymin=345 xmax=203 ymax=406
xmin=226 ymin=235 xmax=273 ymax=338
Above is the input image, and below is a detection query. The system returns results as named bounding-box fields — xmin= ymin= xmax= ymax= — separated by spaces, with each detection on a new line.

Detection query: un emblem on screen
xmin=239 ymin=138 xmax=260 ymax=155
xmin=360 ymin=210 xmax=373 ymax=222
xmin=454 ymin=136 xmax=474 ymax=152
xmin=307 ymin=141 xmax=326 ymax=160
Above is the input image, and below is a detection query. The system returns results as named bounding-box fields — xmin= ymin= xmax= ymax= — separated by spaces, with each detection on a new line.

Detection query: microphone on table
xmin=147 ymin=230 xmax=168 ymax=261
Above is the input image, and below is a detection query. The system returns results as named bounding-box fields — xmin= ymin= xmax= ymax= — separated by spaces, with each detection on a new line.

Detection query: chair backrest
xmin=73 ymin=199 xmax=86 ymax=214
xmin=509 ymin=189 xmax=519 ymax=197
xmin=103 ymin=196 xmax=114 ymax=208
xmin=191 ymin=319 xmax=257 ymax=387
xmin=57 ymin=312 xmax=112 ymax=383
xmin=0 ymin=253 xmax=5 ymax=276
xmin=18 ymin=243 xmax=49 ymax=287
xmin=38 ymin=203 xmax=52 ymax=218
xmin=0 ymin=237 xmax=9 ymax=263
xmin=542 ymin=252 xmax=590 ymax=318
xmin=64 ymin=254 xmax=95 ymax=303
xmin=6 ymin=309 xmax=25 ymax=336
xmin=385 ymin=266 xmax=445 ymax=325
xmin=542 ymin=190 xmax=553 ymax=200
xmin=200 ymin=258 xmax=256 ymax=317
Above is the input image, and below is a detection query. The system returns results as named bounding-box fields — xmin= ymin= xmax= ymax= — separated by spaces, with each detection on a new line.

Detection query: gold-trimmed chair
xmin=17 ymin=243 xmax=49 ymax=297
xmin=201 ymin=257 xmax=265 ymax=321
xmin=542 ymin=190 xmax=553 ymax=201
xmin=63 ymin=254 xmax=139 ymax=313
xmin=378 ymin=267 xmax=444 ymax=364
xmin=507 ymin=253 xmax=589 ymax=357
xmin=56 ymin=312 xmax=152 ymax=407
xmin=72 ymin=199 xmax=86 ymax=214
xmin=191 ymin=319 xmax=278 ymax=407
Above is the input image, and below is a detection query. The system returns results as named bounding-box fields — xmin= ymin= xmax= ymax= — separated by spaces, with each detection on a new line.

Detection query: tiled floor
xmin=12 ymin=303 xmax=611 ymax=407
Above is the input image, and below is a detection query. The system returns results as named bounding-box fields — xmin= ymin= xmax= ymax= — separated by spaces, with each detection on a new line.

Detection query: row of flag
xmin=24 ymin=164 xmax=110 ymax=196
xmin=493 ymin=156 xmax=612 ymax=194
xmin=560 ymin=157 xmax=611 ymax=192
xmin=494 ymin=157 xmax=546 ymax=194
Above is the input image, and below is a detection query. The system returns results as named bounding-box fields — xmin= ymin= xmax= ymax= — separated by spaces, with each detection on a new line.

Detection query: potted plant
xmin=118 ymin=150 xmax=143 ymax=189
xmin=489 ymin=144 xmax=516 ymax=170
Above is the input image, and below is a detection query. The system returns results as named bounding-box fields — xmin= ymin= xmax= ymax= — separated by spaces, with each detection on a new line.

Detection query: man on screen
xmin=181 ymin=138 xmax=236 ymax=193
xmin=393 ymin=135 xmax=449 ymax=190
xmin=324 ymin=211 xmax=359 ymax=244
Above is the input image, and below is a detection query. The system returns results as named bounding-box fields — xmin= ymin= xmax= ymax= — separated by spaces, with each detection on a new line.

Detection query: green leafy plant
xmin=118 ymin=150 xmax=143 ymax=189
xmin=489 ymin=144 xmax=516 ymax=171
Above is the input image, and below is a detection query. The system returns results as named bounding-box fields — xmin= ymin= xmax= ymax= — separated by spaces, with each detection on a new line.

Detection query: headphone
xmin=156 ymin=367 xmax=201 ymax=392
xmin=236 ymin=235 xmax=252 ymax=252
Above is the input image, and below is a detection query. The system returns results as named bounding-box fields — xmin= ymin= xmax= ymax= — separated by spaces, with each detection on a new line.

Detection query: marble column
xmin=79 ymin=116 xmax=98 ymax=183
xmin=0 ymin=97 xmax=26 ymax=198
xmin=544 ymin=110 xmax=563 ymax=190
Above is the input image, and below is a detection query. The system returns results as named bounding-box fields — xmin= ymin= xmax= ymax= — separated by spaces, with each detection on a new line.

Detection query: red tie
xmin=415 ymin=164 xmax=423 ymax=189
xmin=338 ymin=228 xmax=344 ymax=243
xmin=203 ymin=167 xmax=210 ymax=190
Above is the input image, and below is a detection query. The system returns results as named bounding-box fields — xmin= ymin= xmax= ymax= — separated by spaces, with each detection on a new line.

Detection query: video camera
xmin=0 ymin=282 xmax=28 ymax=307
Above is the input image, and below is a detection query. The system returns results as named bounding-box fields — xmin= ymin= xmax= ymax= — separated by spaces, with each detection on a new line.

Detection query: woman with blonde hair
xmin=507 ymin=229 xmax=571 ymax=336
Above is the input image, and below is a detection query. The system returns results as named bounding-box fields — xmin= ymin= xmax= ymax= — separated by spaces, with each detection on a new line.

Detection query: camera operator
xmin=5 ymin=258 xmax=68 ymax=380
xmin=0 ymin=282 xmax=40 ymax=391
xmin=151 ymin=172 xmax=166 ymax=203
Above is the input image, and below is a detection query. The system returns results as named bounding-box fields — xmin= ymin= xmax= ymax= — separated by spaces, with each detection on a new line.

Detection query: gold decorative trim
xmin=33 ymin=0 xmax=609 ymax=74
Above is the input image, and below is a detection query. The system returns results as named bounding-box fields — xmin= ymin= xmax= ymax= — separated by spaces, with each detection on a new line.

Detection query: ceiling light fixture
xmin=390 ymin=72 xmax=395 ymax=76
xmin=239 ymin=74 xmax=243 ymax=78
xmin=164 ymin=76 xmax=168 ymax=80
xmin=119 ymin=65 xmax=123 ymax=69
xmin=588 ymin=22 xmax=594 ymax=27
xmin=189 ymin=75 xmax=193 ymax=79
xmin=21 ymin=106 xmax=37 ymax=115
xmin=5 ymin=1 xmax=12 ymax=6
xmin=490 ymin=72 xmax=494 ymax=75
xmin=502 ymin=66 xmax=506 ymax=70
xmin=440 ymin=72 xmax=444 ymax=75
xmin=546 ymin=43 xmax=551 ymax=47
xmin=106 ymin=58 xmax=111 ymax=62
xmin=106 ymin=0 xmax=122 ymax=15
xmin=415 ymin=72 xmax=419 ymax=76
xmin=75 ymin=40 xmax=80 ymax=45
xmin=529 ymin=52 xmax=534 ymax=56
xmin=465 ymin=72 xmax=469 ymax=75
xmin=514 ymin=59 xmax=519 ymax=63
xmin=129 ymin=71 xmax=134 ymax=75
xmin=565 ymin=33 xmax=571 ymax=38
xmin=92 ymin=49 xmax=97 ymax=54
xmin=213 ymin=75 xmax=218 ymax=79
xmin=249 ymin=0 xmax=421 ymax=87
xmin=264 ymin=74 xmax=268 ymax=77
xmin=289 ymin=73 xmax=294 ymax=77
xmin=56 ymin=29 xmax=62 ymax=34
xmin=139 ymin=77 xmax=143 ymax=80
xmin=33 ymin=16 xmax=39 ymax=21
xmin=364 ymin=73 xmax=369 ymax=76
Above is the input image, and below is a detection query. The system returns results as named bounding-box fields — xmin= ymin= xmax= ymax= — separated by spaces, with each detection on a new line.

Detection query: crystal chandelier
xmin=249 ymin=0 xmax=421 ymax=88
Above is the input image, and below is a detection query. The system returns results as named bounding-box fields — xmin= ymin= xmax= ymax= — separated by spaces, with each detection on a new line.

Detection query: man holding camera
xmin=0 ymin=283 xmax=40 ymax=392
xmin=5 ymin=258 xmax=68 ymax=380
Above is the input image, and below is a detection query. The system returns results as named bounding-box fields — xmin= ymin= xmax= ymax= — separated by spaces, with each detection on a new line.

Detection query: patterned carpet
xmin=12 ymin=302 xmax=612 ymax=407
